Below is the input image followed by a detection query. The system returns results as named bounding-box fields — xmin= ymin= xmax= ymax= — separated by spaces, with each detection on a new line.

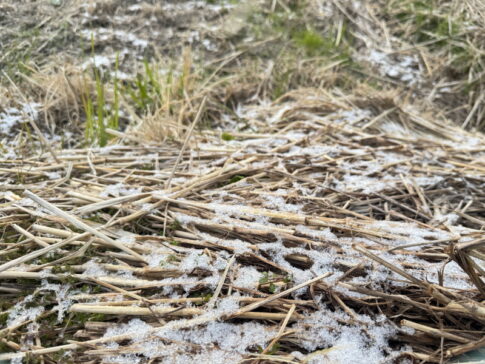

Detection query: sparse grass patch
xmin=293 ymin=29 xmax=326 ymax=55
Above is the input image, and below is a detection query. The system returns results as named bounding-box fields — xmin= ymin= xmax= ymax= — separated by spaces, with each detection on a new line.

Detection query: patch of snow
xmin=82 ymin=260 xmax=109 ymax=277
xmin=82 ymin=55 xmax=112 ymax=69
xmin=7 ymin=295 xmax=45 ymax=327
xmin=44 ymin=171 xmax=61 ymax=180
xmin=297 ymin=307 xmax=403 ymax=363
xmin=362 ymin=50 xmax=421 ymax=85
xmin=295 ymin=225 xmax=337 ymax=241
xmin=104 ymin=318 xmax=153 ymax=341
xmin=100 ymin=183 xmax=142 ymax=198
xmin=0 ymin=102 xmax=41 ymax=135
xmin=262 ymin=194 xmax=302 ymax=213
xmin=39 ymin=281 xmax=72 ymax=322
xmin=233 ymin=266 xmax=261 ymax=289
xmin=80 ymin=28 xmax=148 ymax=48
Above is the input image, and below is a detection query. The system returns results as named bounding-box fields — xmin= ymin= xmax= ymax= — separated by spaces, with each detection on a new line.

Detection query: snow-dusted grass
xmin=1 ymin=1 xmax=484 ymax=360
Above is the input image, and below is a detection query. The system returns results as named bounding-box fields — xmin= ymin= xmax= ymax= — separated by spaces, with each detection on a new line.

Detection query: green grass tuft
xmin=221 ymin=132 xmax=235 ymax=141
xmin=293 ymin=29 xmax=326 ymax=55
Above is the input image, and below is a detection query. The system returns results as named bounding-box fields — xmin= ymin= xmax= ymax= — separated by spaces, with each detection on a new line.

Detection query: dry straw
xmin=0 ymin=54 xmax=484 ymax=362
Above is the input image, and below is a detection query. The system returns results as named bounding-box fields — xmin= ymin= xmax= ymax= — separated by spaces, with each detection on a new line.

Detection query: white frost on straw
xmin=262 ymin=193 xmax=302 ymax=213
xmin=104 ymin=318 xmax=153 ymax=341
xmin=100 ymin=183 xmax=142 ymax=198
xmin=295 ymin=225 xmax=337 ymax=241
xmin=369 ymin=220 xmax=452 ymax=243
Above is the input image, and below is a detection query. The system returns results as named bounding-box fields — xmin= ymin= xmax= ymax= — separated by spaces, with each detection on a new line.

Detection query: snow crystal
xmin=198 ymin=231 xmax=253 ymax=255
xmin=202 ymin=39 xmax=217 ymax=51
xmin=333 ymin=174 xmax=396 ymax=194
xmin=158 ymin=319 xmax=275 ymax=355
xmin=268 ymin=105 xmax=292 ymax=124
xmin=111 ymin=69 xmax=133 ymax=80
xmin=80 ymin=28 xmax=148 ymax=48
xmin=213 ymin=295 xmax=240 ymax=316
xmin=413 ymin=175 xmax=443 ymax=187
xmin=102 ymin=354 xmax=142 ymax=364
xmin=434 ymin=212 xmax=459 ymax=226
xmin=380 ymin=122 xmax=410 ymax=137
xmin=286 ymin=145 xmax=338 ymax=157
xmin=369 ymin=220 xmax=451 ymax=243
xmin=145 ymin=252 xmax=168 ymax=268
xmin=330 ymin=108 xmax=372 ymax=125
xmin=179 ymin=251 xmax=213 ymax=272
xmin=429 ymin=260 xmax=475 ymax=289
xmin=118 ymin=234 xmax=136 ymax=246
xmin=100 ymin=293 xmax=272 ymax=363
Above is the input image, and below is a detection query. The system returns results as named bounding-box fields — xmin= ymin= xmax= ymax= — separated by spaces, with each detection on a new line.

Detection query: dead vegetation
xmin=0 ymin=0 xmax=485 ymax=363
xmin=0 ymin=91 xmax=484 ymax=363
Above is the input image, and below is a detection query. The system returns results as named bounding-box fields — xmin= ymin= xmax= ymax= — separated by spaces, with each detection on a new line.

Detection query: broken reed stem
xmin=24 ymin=190 xmax=146 ymax=263
xmin=69 ymin=304 xmax=298 ymax=321
xmin=261 ymin=304 xmax=296 ymax=355
xmin=401 ymin=320 xmax=469 ymax=344
xmin=207 ymin=254 xmax=235 ymax=309
xmin=0 ymin=231 xmax=90 ymax=273
xmin=226 ymin=273 xmax=331 ymax=319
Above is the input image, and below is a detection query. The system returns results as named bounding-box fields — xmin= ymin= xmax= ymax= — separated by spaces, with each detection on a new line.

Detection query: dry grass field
xmin=0 ymin=1 xmax=484 ymax=363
